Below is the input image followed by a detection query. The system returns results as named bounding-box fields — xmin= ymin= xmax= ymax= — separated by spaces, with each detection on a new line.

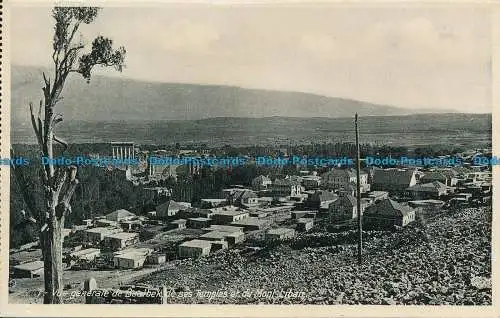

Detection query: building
xmin=307 ymin=190 xmax=338 ymax=209
xmin=321 ymin=169 xmax=370 ymax=193
xmin=70 ymin=248 xmax=101 ymax=261
xmin=301 ymin=174 xmax=322 ymax=190
xmin=180 ymin=207 xmax=214 ymax=219
xmin=211 ymin=206 xmax=249 ymax=224
xmin=84 ymin=227 xmax=122 ymax=245
xmin=178 ymin=239 xmax=212 ymax=258
xmin=363 ymin=199 xmax=416 ymax=228
xmin=105 ymin=209 xmax=137 ymax=222
xmin=420 ymin=171 xmax=456 ymax=187
xmin=408 ymin=199 xmax=445 ymax=209
xmin=328 ymin=194 xmax=369 ymax=222
xmin=203 ymin=225 xmax=244 ymax=233
xmin=81 ymin=219 xmax=93 ymax=226
xmin=169 ymin=219 xmax=187 ymax=230
xmin=266 ymin=228 xmax=295 ymax=240
xmin=366 ymin=191 xmax=389 ymax=203
xmin=296 ymin=218 xmax=314 ymax=232
xmin=371 ymin=169 xmax=418 ymax=193
xmin=146 ymin=254 xmax=167 ymax=265
xmin=156 ymin=200 xmax=191 ymax=219
xmin=12 ymin=261 xmax=45 ymax=278
xmin=120 ymin=219 xmax=143 ymax=232
xmin=95 ymin=219 xmax=118 ymax=228
xmin=227 ymin=189 xmax=259 ymax=206
xmin=252 ymin=175 xmax=272 ymax=190
xmin=224 ymin=231 xmax=246 ymax=245
xmin=199 ymin=231 xmax=226 ymax=242
xmin=200 ymin=198 xmax=227 ymax=209
xmin=103 ymin=232 xmax=139 ymax=251
xmin=436 ymin=169 xmax=459 ymax=186
xmin=270 ymin=179 xmax=302 ymax=197
xmin=187 ymin=217 xmax=212 ymax=229
xmin=406 ymin=181 xmax=449 ymax=200
xmin=291 ymin=211 xmax=317 ymax=220
xmin=113 ymin=249 xmax=151 ymax=269
xmin=231 ymin=217 xmax=271 ymax=231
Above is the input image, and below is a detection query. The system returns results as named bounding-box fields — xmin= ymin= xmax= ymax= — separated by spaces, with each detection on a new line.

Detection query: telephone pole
xmin=355 ymin=113 xmax=363 ymax=265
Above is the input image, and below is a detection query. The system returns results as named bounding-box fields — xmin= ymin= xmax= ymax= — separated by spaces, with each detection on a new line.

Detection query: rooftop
xmin=105 ymin=209 xmax=136 ymax=221
xmin=205 ymin=225 xmax=244 ymax=233
xmin=104 ymin=232 xmax=138 ymax=240
xmin=70 ymin=248 xmax=100 ymax=257
xmin=188 ymin=217 xmax=211 ymax=222
xmin=179 ymin=239 xmax=212 ymax=249
xmin=85 ymin=227 xmax=119 ymax=234
xmin=200 ymin=231 xmax=227 ymax=240
xmin=13 ymin=260 xmax=44 ymax=271
xmin=171 ymin=219 xmax=187 ymax=224
xmin=231 ymin=217 xmax=269 ymax=227
xmin=297 ymin=218 xmax=314 ymax=224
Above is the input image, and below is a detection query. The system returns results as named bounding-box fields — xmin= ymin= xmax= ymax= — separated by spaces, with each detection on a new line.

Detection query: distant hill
xmin=12 ymin=65 xmax=454 ymax=123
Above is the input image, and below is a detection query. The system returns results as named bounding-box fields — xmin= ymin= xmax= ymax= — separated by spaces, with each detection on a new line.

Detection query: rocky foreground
xmin=138 ymin=207 xmax=492 ymax=305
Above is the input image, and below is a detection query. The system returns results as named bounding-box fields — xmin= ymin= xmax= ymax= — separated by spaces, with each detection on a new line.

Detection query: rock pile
xmin=138 ymin=207 xmax=491 ymax=305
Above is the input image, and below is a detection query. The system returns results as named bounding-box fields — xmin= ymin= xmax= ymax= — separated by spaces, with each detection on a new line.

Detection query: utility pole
xmin=355 ymin=113 xmax=363 ymax=265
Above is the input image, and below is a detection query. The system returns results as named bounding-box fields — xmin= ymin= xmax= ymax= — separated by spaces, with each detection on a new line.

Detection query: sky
xmin=10 ymin=3 xmax=492 ymax=113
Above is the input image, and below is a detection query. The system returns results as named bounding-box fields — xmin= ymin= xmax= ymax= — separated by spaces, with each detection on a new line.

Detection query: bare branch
xmin=29 ymin=102 xmax=43 ymax=147
xmin=53 ymin=135 xmax=68 ymax=153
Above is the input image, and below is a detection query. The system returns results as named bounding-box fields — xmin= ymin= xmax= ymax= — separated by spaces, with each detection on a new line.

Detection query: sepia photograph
xmin=1 ymin=1 xmax=496 ymax=316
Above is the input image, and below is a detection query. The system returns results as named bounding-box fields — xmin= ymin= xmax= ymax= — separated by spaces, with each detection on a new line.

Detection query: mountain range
xmin=11 ymin=65 xmax=456 ymax=123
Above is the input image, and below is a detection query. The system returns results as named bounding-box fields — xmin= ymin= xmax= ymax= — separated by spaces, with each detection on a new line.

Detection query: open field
xmin=12 ymin=114 xmax=491 ymax=148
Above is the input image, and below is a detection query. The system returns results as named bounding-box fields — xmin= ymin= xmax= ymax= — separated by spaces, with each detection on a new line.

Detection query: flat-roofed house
xmin=199 ymin=231 xmax=226 ymax=242
xmin=169 ymin=219 xmax=187 ymax=230
xmin=211 ymin=206 xmax=249 ymax=224
xmin=178 ymin=239 xmax=212 ymax=258
xmin=372 ymin=169 xmax=417 ymax=193
xmin=12 ymin=260 xmax=44 ymax=278
xmin=156 ymin=200 xmax=191 ymax=219
xmin=363 ymin=199 xmax=416 ymax=229
xmin=113 ymin=248 xmax=151 ymax=269
xmin=187 ymin=217 xmax=212 ymax=229
xmin=70 ymin=248 xmax=101 ymax=261
xmin=103 ymin=232 xmax=139 ymax=251
xmin=266 ymin=228 xmax=295 ymax=240
xmin=231 ymin=217 xmax=271 ymax=231
xmin=84 ymin=227 xmax=122 ymax=245
xmin=203 ymin=225 xmax=244 ymax=233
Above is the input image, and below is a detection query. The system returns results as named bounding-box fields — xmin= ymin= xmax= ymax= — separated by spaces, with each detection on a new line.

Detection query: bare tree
xmin=11 ymin=7 xmax=125 ymax=304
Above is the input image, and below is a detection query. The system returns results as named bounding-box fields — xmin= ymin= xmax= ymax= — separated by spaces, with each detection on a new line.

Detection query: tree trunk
xmin=41 ymin=210 xmax=65 ymax=304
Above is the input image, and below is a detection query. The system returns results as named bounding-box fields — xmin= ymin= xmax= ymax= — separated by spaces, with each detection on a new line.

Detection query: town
xmin=9 ymin=141 xmax=492 ymax=304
